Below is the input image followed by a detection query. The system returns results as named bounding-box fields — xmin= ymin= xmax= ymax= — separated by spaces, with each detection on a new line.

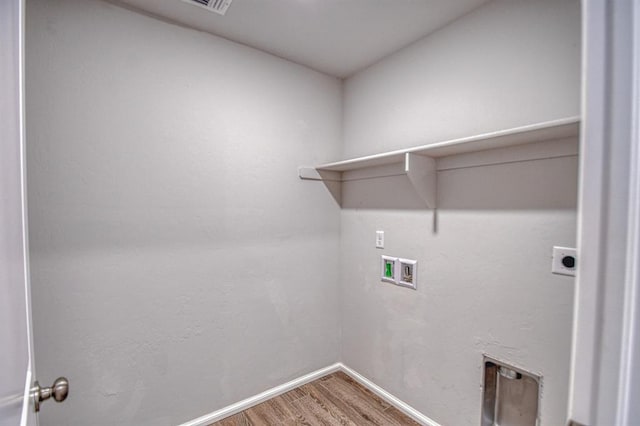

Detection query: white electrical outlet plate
xmin=376 ymin=230 xmax=384 ymax=249
xmin=398 ymin=258 xmax=417 ymax=289
xmin=381 ymin=255 xmax=397 ymax=283
xmin=552 ymin=246 xmax=577 ymax=276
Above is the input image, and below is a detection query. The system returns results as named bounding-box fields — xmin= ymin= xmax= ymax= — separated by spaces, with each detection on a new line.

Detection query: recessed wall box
xmin=381 ymin=255 xmax=397 ymax=284
xmin=398 ymin=258 xmax=417 ymax=289
xmin=482 ymin=356 xmax=541 ymax=426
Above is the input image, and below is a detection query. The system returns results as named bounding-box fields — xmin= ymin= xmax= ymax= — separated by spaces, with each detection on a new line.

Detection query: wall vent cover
xmin=182 ymin=0 xmax=233 ymax=16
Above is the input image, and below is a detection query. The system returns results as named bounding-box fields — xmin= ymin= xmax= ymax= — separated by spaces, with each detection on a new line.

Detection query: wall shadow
xmin=341 ymin=155 xmax=578 ymax=211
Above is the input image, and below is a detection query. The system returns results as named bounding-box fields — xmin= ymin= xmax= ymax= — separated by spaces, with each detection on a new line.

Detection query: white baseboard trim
xmin=178 ymin=363 xmax=342 ymax=426
xmin=177 ymin=362 xmax=440 ymax=426
xmin=339 ymin=364 xmax=441 ymax=426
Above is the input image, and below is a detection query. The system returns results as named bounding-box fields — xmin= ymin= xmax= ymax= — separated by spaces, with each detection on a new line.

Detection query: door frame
xmin=569 ymin=0 xmax=640 ymax=424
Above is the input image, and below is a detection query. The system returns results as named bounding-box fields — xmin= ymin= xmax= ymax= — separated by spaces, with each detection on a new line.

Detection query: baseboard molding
xmin=339 ymin=364 xmax=441 ymax=426
xmin=177 ymin=362 xmax=441 ymax=426
xmin=178 ymin=363 xmax=342 ymax=426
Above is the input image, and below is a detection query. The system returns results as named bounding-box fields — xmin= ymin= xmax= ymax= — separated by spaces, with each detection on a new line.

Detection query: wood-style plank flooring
xmin=209 ymin=372 xmax=420 ymax=426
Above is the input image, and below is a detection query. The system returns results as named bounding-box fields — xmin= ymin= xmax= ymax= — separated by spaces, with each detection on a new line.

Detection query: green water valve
xmin=381 ymin=255 xmax=397 ymax=284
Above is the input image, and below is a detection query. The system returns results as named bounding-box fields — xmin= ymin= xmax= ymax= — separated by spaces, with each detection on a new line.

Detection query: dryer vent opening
xmin=482 ymin=357 xmax=541 ymax=426
xmin=182 ymin=0 xmax=233 ymax=16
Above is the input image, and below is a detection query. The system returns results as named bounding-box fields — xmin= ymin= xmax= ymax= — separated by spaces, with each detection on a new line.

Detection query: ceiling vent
xmin=182 ymin=0 xmax=233 ymax=16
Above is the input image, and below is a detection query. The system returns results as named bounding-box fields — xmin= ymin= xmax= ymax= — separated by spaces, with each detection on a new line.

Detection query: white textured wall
xmin=340 ymin=0 xmax=581 ymax=424
xmin=343 ymin=0 xmax=581 ymax=158
xmin=26 ymin=0 xmax=582 ymax=424
xmin=25 ymin=0 xmax=342 ymax=425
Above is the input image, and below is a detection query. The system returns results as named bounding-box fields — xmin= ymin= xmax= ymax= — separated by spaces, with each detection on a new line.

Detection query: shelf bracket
xmin=298 ymin=167 xmax=342 ymax=204
xmin=405 ymin=153 xmax=436 ymax=208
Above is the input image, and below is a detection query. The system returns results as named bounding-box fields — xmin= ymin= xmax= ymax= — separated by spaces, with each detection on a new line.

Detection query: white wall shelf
xmin=299 ymin=116 xmax=580 ymax=208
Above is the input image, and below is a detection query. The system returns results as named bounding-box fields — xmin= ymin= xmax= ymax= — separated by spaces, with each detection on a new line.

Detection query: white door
xmin=0 ymin=1 xmax=66 ymax=425
xmin=0 ymin=0 xmax=37 ymax=424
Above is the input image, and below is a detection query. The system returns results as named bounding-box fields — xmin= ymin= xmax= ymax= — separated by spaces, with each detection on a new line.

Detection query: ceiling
xmin=116 ymin=0 xmax=490 ymax=78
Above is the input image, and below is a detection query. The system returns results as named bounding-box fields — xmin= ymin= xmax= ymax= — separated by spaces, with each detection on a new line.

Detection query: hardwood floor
xmin=209 ymin=372 xmax=421 ymax=426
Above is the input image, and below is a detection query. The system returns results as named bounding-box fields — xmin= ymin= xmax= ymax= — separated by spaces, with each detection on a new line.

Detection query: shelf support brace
xmin=405 ymin=153 xmax=436 ymax=208
xmin=298 ymin=167 xmax=342 ymax=205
